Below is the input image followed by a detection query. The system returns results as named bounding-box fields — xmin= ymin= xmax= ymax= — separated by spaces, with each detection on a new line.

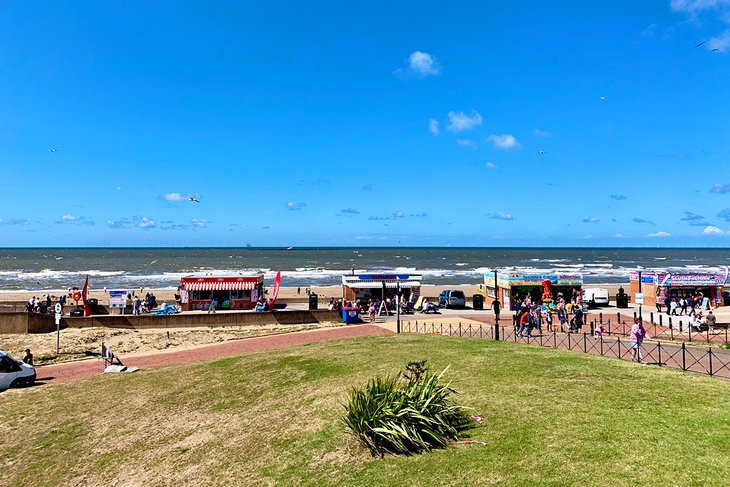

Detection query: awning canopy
xmin=184 ymin=280 xmax=259 ymax=291
xmin=344 ymin=280 xmax=421 ymax=289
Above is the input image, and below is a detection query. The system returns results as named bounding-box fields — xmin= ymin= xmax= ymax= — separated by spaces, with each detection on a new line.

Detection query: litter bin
xmin=472 ymin=294 xmax=484 ymax=310
xmin=341 ymin=307 xmax=360 ymax=324
xmin=308 ymin=293 xmax=318 ymax=310
xmin=615 ymin=293 xmax=629 ymax=308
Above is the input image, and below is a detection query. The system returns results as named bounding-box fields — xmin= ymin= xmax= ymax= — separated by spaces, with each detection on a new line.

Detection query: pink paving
xmin=34 ymin=325 xmax=392 ymax=386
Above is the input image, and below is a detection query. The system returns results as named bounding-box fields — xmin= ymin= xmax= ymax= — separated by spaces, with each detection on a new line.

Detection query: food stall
xmin=180 ymin=274 xmax=264 ymax=311
xmin=484 ymin=272 xmax=583 ymax=310
xmin=341 ymin=273 xmax=421 ymax=303
xmin=629 ymin=271 xmax=727 ymax=308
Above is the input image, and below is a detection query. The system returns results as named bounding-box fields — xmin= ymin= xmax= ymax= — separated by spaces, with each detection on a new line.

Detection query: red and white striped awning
xmin=184 ymin=280 xmax=258 ymax=291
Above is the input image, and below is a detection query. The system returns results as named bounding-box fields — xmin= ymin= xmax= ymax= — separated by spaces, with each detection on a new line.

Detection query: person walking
xmin=133 ymin=296 xmax=141 ymax=316
xmin=491 ymin=298 xmax=501 ymax=322
xmin=629 ymin=318 xmax=647 ymax=363
xmin=706 ymin=310 xmax=717 ymax=333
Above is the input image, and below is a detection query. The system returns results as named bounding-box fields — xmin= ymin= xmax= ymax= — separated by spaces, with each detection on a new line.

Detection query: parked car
xmin=438 ymin=290 xmax=466 ymax=309
xmin=0 ymin=350 xmax=36 ymax=391
xmin=582 ymin=288 xmax=610 ymax=307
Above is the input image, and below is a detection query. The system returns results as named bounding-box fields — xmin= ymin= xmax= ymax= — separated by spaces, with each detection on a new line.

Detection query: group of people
xmin=129 ymin=292 xmax=157 ymax=315
xmin=512 ymin=293 xmax=584 ymax=337
xmin=661 ymin=293 xmax=709 ymax=317
xmin=25 ymin=294 xmax=63 ymax=314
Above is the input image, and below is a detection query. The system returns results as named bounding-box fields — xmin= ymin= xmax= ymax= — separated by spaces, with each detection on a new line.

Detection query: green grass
xmin=1 ymin=334 xmax=729 ymax=486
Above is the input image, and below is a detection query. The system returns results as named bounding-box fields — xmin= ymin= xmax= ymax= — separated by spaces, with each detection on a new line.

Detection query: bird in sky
xmin=696 ymin=41 xmax=706 ymax=48
xmin=48 ymin=148 xmax=59 ymax=152
xmin=600 ymin=96 xmax=606 ymax=101
xmin=711 ymin=48 xmax=720 ymax=52
xmin=538 ymin=150 xmax=547 ymax=155
xmin=188 ymin=196 xmax=200 ymax=203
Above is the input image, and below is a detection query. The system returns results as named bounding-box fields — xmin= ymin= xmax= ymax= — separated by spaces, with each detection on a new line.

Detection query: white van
xmin=583 ymin=288 xmax=610 ymax=306
xmin=0 ymin=350 xmax=36 ymax=391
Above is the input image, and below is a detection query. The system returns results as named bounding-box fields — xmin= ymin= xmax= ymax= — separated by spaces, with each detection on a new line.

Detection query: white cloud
xmin=162 ymin=193 xmax=187 ymax=201
xmin=447 ymin=110 xmax=482 ymax=132
xmin=287 ymin=202 xmax=306 ymax=210
xmin=456 ymin=139 xmax=477 ymax=148
xmin=711 ymin=182 xmax=730 ymax=193
xmin=614 ymin=233 xmax=626 ymax=238
xmin=407 ymin=51 xmax=441 ymax=76
xmin=61 ymin=214 xmax=78 ymax=221
xmin=486 ymin=162 xmax=497 ymax=170
xmin=392 ymin=210 xmax=406 ymax=219
xmin=708 ymin=29 xmax=730 ymax=52
xmin=487 ymin=134 xmax=521 ymax=150
xmin=648 ymin=231 xmax=671 ymax=237
xmin=137 ymin=218 xmax=156 ymax=229
xmin=533 ymin=128 xmax=550 ymax=137
xmin=582 ymin=216 xmax=600 ymax=223
xmin=428 ymin=118 xmax=440 ymax=135
xmin=703 ymin=225 xmax=725 ymax=235
xmin=670 ymin=0 xmax=730 ymax=15
xmin=191 ymin=218 xmax=208 ymax=228
xmin=491 ymin=212 xmax=515 ymax=221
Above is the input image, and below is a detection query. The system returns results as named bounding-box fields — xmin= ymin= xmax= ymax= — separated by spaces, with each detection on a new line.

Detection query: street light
xmin=396 ymin=279 xmax=401 ymax=334
xmin=493 ymin=269 xmax=500 ymax=341
xmin=638 ymin=270 xmax=643 ymax=322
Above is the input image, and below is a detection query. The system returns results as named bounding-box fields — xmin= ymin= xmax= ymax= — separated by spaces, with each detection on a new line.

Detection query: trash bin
xmin=341 ymin=307 xmax=360 ymax=324
xmin=308 ymin=293 xmax=318 ymax=310
xmin=616 ymin=293 xmax=629 ymax=308
xmin=70 ymin=308 xmax=84 ymax=317
xmin=472 ymin=294 xmax=484 ymax=310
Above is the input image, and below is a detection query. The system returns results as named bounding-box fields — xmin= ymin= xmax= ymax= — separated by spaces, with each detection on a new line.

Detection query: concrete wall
xmin=0 ymin=313 xmax=57 ymax=334
xmin=60 ymin=309 xmax=342 ymax=331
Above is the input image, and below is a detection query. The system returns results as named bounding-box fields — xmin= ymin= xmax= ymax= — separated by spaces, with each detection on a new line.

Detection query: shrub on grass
xmin=343 ymin=361 xmax=473 ymax=457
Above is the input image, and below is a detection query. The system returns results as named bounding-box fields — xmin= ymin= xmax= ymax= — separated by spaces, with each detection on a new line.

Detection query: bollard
xmin=590 ymin=321 xmax=595 ymax=335
xmin=599 ymin=312 xmax=603 ymax=324
xmin=650 ymin=312 xmax=654 ymax=324
xmin=633 ymin=311 xmax=637 ymax=320
xmin=659 ymin=314 xmax=663 ymax=327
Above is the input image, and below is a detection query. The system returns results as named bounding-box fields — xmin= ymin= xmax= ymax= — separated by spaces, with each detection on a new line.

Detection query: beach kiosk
xmin=341 ymin=273 xmax=421 ymax=303
xmin=629 ymin=271 xmax=728 ymax=309
xmin=484 ymin=272 xmax=583 ymax=310
xmin=180 ymin=273 xmax=264 ymax=311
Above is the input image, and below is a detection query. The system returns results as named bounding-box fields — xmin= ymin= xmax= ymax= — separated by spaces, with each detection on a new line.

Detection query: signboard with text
xmin=109 ymin=290 xmax=127 ymax=309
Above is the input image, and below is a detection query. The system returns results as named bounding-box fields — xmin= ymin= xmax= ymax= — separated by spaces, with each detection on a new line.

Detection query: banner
xmin=269 ymin=271 xmax=281 ymax=309
xmin=82 ymin=275 xmax=93 ymax=317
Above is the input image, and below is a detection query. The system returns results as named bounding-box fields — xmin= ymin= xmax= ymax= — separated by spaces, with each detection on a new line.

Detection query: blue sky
xmin=1 ymin=0 xmax=730 ymax=247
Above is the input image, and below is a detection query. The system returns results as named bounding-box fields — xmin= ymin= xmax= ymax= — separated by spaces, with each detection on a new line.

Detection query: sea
xmin=0 ymin=247 xmax=728 ymax=292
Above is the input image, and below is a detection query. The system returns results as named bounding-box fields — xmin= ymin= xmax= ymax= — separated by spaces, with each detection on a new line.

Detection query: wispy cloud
xmin=632 ymin=217 xmax=655 ymax=225
xmin=670 ymin=0 xmax=730 ymax=16
xmin=610 ymin=194 xmax=628 ymax=201
xmin=487 ymin=134 xmax=520 ymax=150
xmin=0 ymin=217 xmax=29 ymax=225
xmin=410 ymin=212 xmax=428 ymax=217
xmin=703 ymin=225 xmax=726 ymax=235
xmin=680 ymin=211 xmax=710 ymax=226
xmin=665 ymin=151 xmax=689 ymax=159
xmin=56 ymin=214 xmax=95 ymax=226
xmin=106 ymin=219 xmax=130 ymax=229
xmin=397 ymin=51 xmax=441 ymax=77
xmin=486 ymin=162 xmax=497 ymax=170
xmin=582 ymin=216 xmax=600 ymax=223
xmin=191 ymin=218 xmax=208 ymax=228
xmin=447 ymin=110 xmax=482 ymax=132
xmin=708 ymin=29 xmax=730 ymax=52
xmin=137 ymin=217 xmax=156 ymax=229
xmin=718 ymin=208 xmax=730 ymax=222
xmin=456 ymin=139 xmax=477 ymax=149
xmin=161 ymin=192 xmax=199 ymax=202
xmin=392 ymin=210 xmax=406 ymax=219
xmin=362 ymin=184 xmax=373 ymax=191
xmin=491 ymin=212 xmax=515 ymax=221
xmin=711 ymin=183 xmax=730 ymax=193
xmin=340 ymin=208 xmax=360 ymax=215
xmin=428 ymin=118 xmax=440 ymax=135
xmin=533 ymin=128 xmax=550 ymax=137
xmin=286 ymin=202 xmax=306 ymax=211
xmin=648 ymin=231 xmax=671 ymax=237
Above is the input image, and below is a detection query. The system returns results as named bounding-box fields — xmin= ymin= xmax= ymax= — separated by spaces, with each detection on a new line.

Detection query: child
xmin=594 ymin=324 xmax=605 ymax=338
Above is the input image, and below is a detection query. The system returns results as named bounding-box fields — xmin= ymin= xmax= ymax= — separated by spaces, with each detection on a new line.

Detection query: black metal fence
xmin=402 ymin=321 xmax=730 ymax=380
xmin=586 ymin=311 xmax=729 ymax=345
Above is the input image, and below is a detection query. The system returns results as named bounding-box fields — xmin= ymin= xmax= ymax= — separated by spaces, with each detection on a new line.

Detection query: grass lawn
xmin=1 ymin=334 xmax=729 ymax=486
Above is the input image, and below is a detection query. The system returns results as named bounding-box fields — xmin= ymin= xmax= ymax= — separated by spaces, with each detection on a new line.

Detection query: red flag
xmin=269 ymin=271 xmax=281 ymax=310
xmin=82 ymin=275 xmax=93 ymax=317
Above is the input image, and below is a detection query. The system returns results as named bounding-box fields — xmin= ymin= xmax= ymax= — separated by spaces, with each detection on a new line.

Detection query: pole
xmin=396 ymin=280 xmax=401 ymax=334
xmin=638 ymin=270 xmax=643 ymax=322
xmin=493 ymin=269 xmax=500 ymax=341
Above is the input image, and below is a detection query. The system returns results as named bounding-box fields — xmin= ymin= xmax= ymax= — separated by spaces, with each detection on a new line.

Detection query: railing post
xmin=633 ymin=311 xmax=637 ymax=321
xmin=659 ymin=314 xmax=663 ymax=327
xmin=608 ymin=319 xmax=612 ymax=335
xmin=658 ymin=341 xmax=662 ymax=366
xmin=599 ymin=312 xmax=603 ymax=324
xmin=553 ymin=331 xmax=557 ymax=348
xmin=617 ymin=336 xmax=621 ymax=359
xmin=600 ymin=335 xmax=604 ymax=356
xmin=583 ymin=333 xmax=587 ymax=353
xmin=688 ymin=321 xmax=691 ymax=342
xmin=708 ymin=347 xmax=713 ymax=376
xmin=650 ymin=311 xmax=654 ymax=324
xmin=567 ymin=332 xmax=571 ymax=350
xmin=590 ymin=321 xmax=595 ymax=335
xmin=670 ymin=323 xmax=674 ymax=340
xmin=682 ymin=342 xmax=686 ymax=371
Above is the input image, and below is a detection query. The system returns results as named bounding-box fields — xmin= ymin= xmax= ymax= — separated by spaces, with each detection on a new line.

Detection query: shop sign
xmin=658 ymin=273 xmax=727 ymax=287
xmin=506 ymin=274 xmax=583 ymax=286
xmin=635 ymin=293 xmax=644 ymax=304
xmin=358 ymin=274 xmax=411 ymax=281
xmin=630 ymin=272 xmax=657 ymax=283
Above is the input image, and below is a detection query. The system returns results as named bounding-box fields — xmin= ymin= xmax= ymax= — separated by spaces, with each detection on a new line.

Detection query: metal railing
xmin=402 ymin=321 xmax=730 ymax=380
xmin=588 ymin=311 xmax=729 ymax=345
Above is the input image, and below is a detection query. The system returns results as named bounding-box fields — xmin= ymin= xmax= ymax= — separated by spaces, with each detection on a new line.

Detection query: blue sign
xmin=358 ymin=274 xmax=411 ymax=280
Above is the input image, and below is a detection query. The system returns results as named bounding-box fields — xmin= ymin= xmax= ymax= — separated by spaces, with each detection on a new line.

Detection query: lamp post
xmin=396 ymin=279 xmax=401 ymax=334
xmin=638 ymin=270 xmax=643 ymax=322
xmin=493 ymin=269 xmax=500 ymax=341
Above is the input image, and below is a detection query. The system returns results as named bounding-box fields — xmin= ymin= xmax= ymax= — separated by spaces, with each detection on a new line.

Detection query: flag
xmin=269 ymin=271 xmax=281 ymax=310
xmin=82 ymin=275 xmax=93 ymax=317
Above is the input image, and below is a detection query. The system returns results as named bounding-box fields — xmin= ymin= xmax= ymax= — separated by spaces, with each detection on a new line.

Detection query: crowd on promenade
xmin=511 ymin=292 xmax=584 ymax=337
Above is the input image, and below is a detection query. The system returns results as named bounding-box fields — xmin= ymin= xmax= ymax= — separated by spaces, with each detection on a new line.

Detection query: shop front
xmin=484 ymin=272 xmax=583 ymax=310
xmin=180 ymin=274 xmax=264 ymax=311
xmin=341 ymin=273 xmax=421 ymax=304
xmin=629 ymin=271 xmax=727 ymax=308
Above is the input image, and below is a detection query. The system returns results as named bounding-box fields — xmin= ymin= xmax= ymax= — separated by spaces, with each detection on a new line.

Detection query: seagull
xmin=711 ymin=48 xmax=720 ymax=52
xmin=49 ymin=148 xmax=59 ymax=152
xmin=538 ymin=150 xmax=547 ymax=155
xmin=188 ymin=196 xmax=200 ymax=203
xmin=696 ymin=41 xmax=706 ymax=48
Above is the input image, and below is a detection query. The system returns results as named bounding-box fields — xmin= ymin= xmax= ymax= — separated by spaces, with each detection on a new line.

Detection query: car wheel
xmin=9 ymin=378 xmax=28 ymax=388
